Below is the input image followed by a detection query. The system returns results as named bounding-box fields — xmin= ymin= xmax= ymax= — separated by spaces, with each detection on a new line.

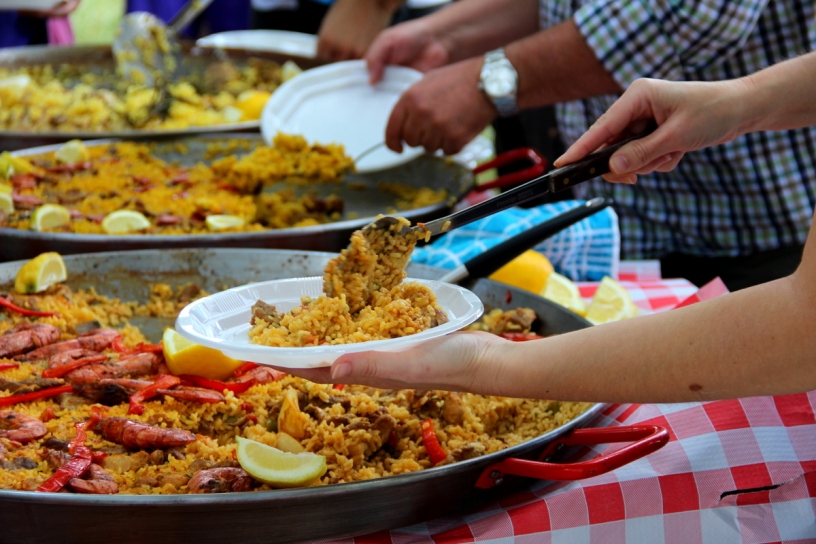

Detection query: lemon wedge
xmin=14 ymin=252 xmax=67 ymax=294
xmin=540 ymin=272 xmax=587 ymax=316
xmin=489 ymin=250 xmax=554 ymax=294
xmin=101 ymin=210 xmax=151 ymax=234
xmin=205 ymin=214 xmax=245 ymax=231
xmin=275 ymin=432 xmax=305 ymax=454
xmin=0 ymin=185 xmax=12 ymax=214
xmin=235 ymin=90 xmax=272 ymax=121
xmin=235 ymin=436 xmax=327 ymax=488
xmin=162 ymin=328 xmax=244 ymax=380
xmin=281 ymin=60 xmax=302 ymax=82
xmin=54 ymin=139 xmax=90 ymax=165
xmin=30 ymin=204 xmax=71 ymax=232
xmin=585 ymin=276 xmax=638 ymax=325
xmin=0 ymin=151 xmax=38 ymax=180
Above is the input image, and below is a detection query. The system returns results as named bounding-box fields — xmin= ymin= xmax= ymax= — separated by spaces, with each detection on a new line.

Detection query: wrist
xmin=731 ymin=75 xmax=770 ymax=136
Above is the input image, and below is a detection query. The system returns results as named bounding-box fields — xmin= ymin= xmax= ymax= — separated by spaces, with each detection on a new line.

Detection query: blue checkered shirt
xmin=541 ymin=0 xmax=816 ymax=259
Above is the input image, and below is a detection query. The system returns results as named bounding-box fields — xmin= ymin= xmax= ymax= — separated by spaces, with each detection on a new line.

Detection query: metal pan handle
xmin=474 ymin=424 xmax=669 ymax=489
xmin=471 ymin=148 xmax=548 ymax=193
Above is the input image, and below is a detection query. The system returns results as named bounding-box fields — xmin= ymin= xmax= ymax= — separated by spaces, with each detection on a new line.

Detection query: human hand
xmin=317 ymin=0 xmax=401 ymax=61
xmin=279 ymin=331 xmax=508 ymax=393
xmin=554 ymin=78 xmax=750 ymax=183
xmin=20 ymin=0 xmax=81 ymax=18
xmin=365 ymin=18 xmax=450 ymax=85
xmin=384 ymin=58 xmax=495 ymax=154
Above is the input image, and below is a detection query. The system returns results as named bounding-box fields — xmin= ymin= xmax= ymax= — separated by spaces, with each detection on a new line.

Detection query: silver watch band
xmin=480 ymin=48 xmax=519 ymax=118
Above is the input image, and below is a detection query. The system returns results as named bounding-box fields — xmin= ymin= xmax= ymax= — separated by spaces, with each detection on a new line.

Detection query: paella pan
xmin=0 ymin=44 xmax=324 ymax=150
xmin=0 ymin=248 xmax=666 ymax=543
xmin=0 ymin=134 xmax=536 ymax=260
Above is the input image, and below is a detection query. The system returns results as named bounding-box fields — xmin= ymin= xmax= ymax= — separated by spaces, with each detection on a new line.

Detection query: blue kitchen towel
xmin=411 ymin=200 xmax=620 ymax=281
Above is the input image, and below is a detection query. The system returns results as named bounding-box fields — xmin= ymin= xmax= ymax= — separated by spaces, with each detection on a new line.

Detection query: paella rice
xmin=0 ymin=269 xmax=591 ymax=494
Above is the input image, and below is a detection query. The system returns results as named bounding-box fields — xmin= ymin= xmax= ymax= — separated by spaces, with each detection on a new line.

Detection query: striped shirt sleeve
xmin=573 ymin=0 xmax=769 ymax=87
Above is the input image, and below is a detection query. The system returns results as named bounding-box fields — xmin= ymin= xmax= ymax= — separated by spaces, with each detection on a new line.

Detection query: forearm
xmin=738 ymin=51 xmax=816 ymax=135
xmin=505 ymin=21 xmax=622 ymax=110
xmin=425 ymin=0 xmax=540 ymax=62
xmin=489 ymin=273 xmax=816 ymax=403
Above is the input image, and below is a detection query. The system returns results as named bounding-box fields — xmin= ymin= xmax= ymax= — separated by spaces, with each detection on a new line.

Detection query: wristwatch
xmin=478 ymin=48 xmax=519 ymax=118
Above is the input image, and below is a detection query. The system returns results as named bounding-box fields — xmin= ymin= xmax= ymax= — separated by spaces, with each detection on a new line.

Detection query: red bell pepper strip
xmin=37 ymin=410 xmax=101 ymax=493
xmin=333 ymin=384 xmax=345 ymax=391
xmin=420 ymin=418 xmax=448 ymax=465
xmin=111 ymin=336 xmax=128 ymax=353
xmin=112 ymin=336 xmax=163 ymax=355
xmin=499 ymin=332 xmax=545 ymax=342
xmin=128 ymin=375 xmax=180 ymax=415
xmin=233 ymin=362 xmax=259 ymax=377
xmin=0 ymin=384 xmax=73 ymax=407
xmin=39 ymin=406 xmax=57 ymax=422
xmin=0 ymin=363 xmax=19 ymax=371
xmin=41 ymin=354 xmax=107 ymax=379
xmin=178 ymin=374 xmax=255 ymax=395
xmin=0 ymin=296 xmax=59 ymax=318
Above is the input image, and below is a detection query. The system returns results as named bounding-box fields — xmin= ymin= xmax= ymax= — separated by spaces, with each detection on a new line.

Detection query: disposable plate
xmin=261 ymin=60 xmax=425 ymax=173
xmin=175 ymin=277 xmax=484 ymax=368
xmin=196 ymin=30 xmax=318 ymax=58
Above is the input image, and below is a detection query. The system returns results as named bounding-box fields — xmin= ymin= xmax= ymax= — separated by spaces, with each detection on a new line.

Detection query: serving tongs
xmin=364 ymin=122 xmax=655 ymax=239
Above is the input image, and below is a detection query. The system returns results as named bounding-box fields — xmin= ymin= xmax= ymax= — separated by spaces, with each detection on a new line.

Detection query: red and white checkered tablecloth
xmin=324 ymin=266 xmax=816 ymax=543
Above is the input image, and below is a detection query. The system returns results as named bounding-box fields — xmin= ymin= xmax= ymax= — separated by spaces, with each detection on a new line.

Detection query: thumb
xmin=608 ymin=125 xmax=676 ymax=174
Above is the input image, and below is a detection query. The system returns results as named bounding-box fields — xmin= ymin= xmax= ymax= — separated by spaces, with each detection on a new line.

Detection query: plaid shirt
xmin=540 ymin=0 xmax=816 ymax=259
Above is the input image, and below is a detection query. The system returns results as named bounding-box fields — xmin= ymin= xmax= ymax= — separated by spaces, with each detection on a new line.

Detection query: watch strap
xmin=480 ymin=48 xmax=519 ymax=118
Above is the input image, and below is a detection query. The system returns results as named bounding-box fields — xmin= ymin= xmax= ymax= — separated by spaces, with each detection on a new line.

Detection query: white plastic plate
xmin=175 ymin=277 xmax=484 ymax=368
xmin=196 ymin=30 xmax=318 ymax=59
xmin=0 ymin=0 xmax=61 ymax=9
xmin=261 ymin=60 xmax=425 ymax=173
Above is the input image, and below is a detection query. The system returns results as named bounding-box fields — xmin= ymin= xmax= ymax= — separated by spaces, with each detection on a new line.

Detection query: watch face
xmin=484 ymin=65 xmax=516 ymax=97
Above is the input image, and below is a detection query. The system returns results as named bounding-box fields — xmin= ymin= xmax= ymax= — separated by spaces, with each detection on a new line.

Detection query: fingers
xmin=607 ymin=125 xmax=677 ymax=174
xmin=365 ymin=37 xmax=392 ymax=85
xmin=385 ymin=98 xmax=407 ymax=153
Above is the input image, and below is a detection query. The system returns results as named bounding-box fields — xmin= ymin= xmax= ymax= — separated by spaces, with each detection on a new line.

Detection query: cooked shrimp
xmin=155 ymin=386 xmax=225 ymax=404
xmin=0 ymin=323 xmax=61 ymax=358
xmin=71 ymin=378 xmax=151 ymax=405
xmin=65 ymin=353 xmax=160 ymax=381
xmin=187 ymin=467 xmax=252 ymax=494
xmin=17 ymin=329 xmax=119 ymax=361
xmin=48 ymin=349 xmax=107 ymax=369
xmin=42 ymin=448 xmax=71 ymax=469
xmin=96 ymin=417 xmax=196 ymax=450
xmin=0 ymin=411 xmax=47 ymax=443
xmin=68 ymin=464 xmax=119 ymax=494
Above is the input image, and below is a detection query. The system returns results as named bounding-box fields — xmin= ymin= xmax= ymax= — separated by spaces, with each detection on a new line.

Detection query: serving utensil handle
xmin=545 ymin=120 xmax=658 ymax=193
xmin=474 ymin=424 xmax=669 ymax=488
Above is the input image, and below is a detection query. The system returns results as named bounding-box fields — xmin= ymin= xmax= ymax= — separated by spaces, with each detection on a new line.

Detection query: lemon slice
xmin=205 ymin=214 xmax=245 ymax=231
xmin=235 ymin=90 xmax=272 ymax=121
xmin=585 ymin=276 xmax=638 ymax=325
xmin=162 ymin=328 xmax=243 ymax=380
xmin=0 ymin=151 xmax=38 ymax=180
xmin=275 ymin=432 xmax=305 ymax=454
xmin=14 ymin=252 xmax=67 ymax=294
xmin=281 ymin=60 xmax=302 ymax=82
xmin=101 ymin=210 xmax=151 ymax=234
xmin=235 ymin=436 xmax=327 ymax=488
xmin=54 ymin=139 xmax=90 ymax=165
xmin=30 ymin=204 xmax=71 ymax=232
xmin=0 ymin=187 xmax=12 ymax=214
xmin=489 ymin=250 xmax=554 ymax=294
xmin=540 ymin=271 xmax=587 ymax=316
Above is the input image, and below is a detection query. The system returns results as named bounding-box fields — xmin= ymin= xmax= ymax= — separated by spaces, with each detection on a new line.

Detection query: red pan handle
xmin=474 ymin=425 xmax=669 ymax=489
xmin=471 ymin=147 xmax=548 ymax=193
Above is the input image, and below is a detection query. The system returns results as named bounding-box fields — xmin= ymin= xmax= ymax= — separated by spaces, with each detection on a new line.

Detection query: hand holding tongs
xmin=365 ymin=122 xmax=656 ymax=238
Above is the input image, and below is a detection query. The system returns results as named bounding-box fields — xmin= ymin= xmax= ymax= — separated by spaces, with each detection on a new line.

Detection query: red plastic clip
xmin=474 ymin=424 xmax=669 ymax=489
xmin=471 ymin=147 xmax=548 ymax=193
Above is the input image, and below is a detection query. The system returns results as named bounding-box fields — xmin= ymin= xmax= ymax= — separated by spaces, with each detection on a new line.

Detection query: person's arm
xmin=285 ymin=211 xmax=816 ymax=403
xmin=556 ymin=52 xmax=816 ymax=182
xmin=316 ymin=0 xmax=404 ymax=61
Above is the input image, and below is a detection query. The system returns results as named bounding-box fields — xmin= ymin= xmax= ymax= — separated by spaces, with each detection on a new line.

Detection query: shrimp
xmin=156 ymin=386 xmax=225 ymax=404
xmin=71 ymin=378 xmax=151 ymax=405
xmin=95 ymin=417 xmax=196 ymax=450
xmin=0 ymin=323 xmax=60 ymax=358
xmin=65 ymin=352 xmax=160 ymax=381
xmin=17 ymin=329 xmax=119 ymax=361
xmin=187 ymin=467 xmax=252 ymax=494
xmin=68 ymin=464 xmax=119 ymax=494
xmin=0 ymin=411 xmax=47 ymax=443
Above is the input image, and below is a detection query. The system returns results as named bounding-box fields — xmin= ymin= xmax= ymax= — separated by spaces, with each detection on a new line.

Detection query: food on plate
xmin=0 ymin=255 xmax=590 ymax=494
xmin=540 ymin=272 xmax=587 ymax=317
xmin=0 ymin=57 xmax=292 ymax=132
xmin=249 ymin=217 xmax=446 ymax=347
xmin=585 ymin=276 xmax=639 ymax=324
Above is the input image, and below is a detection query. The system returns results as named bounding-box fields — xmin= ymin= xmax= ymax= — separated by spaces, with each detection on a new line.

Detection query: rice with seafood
xmin=0 ymin=272 xmax=590 ymax=494
xmin=248 ymin=218 xmax=445 ymax=347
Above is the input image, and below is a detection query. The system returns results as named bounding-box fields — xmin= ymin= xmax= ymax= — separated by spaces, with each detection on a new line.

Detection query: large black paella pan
xmin=0 ymin=249 xmax=666 ymax=543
